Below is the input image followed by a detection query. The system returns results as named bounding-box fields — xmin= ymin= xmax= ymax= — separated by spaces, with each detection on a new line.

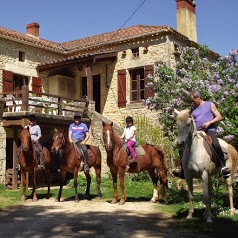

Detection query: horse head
xmin=21 ymin=126 xmax=31 ymax=151
xmin=102 ymin=121 xmax=114 ymax=151
xmin=51 ymin=128 xmax=66 ymax=152
xmin=174 ymin=109 xmax=194 ymax=147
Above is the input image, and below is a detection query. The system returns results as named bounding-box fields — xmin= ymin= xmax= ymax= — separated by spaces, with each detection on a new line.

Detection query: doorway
xmin=82 ymin=75 xmax=101 ymax=113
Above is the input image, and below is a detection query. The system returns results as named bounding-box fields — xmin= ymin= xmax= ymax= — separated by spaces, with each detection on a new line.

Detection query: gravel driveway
xmin=0 ymin=196 xmax=210 ymax=238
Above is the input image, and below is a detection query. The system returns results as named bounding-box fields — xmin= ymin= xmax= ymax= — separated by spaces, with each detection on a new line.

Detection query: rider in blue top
xmin=68 ymin=112 xmax=90 ymax=173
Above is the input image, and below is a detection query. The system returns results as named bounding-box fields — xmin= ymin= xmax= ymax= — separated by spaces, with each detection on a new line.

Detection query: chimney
xmin=26 ymin=22 xmax=40 ymax=38
xmin=176 ymin=0 xmax=197 ymax=42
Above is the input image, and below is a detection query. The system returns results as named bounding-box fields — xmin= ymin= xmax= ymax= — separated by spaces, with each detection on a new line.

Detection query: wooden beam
xmin=85 ymin=65 xmax=93 ymax=101
xmin=2 ymin=119 xmax=24 ymax=127
xmin=12 ymin=129 xmax=18 ymax=190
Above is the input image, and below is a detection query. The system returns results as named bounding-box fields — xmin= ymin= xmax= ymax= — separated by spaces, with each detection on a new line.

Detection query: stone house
xmin=0 ymin=0 xmax=219 ymax=186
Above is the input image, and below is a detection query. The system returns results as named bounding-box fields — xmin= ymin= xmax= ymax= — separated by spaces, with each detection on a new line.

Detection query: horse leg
xmin=155 ymin=167 xmax=169 ymax=204
xmin=21 ymin=170 xmax=27 ymax=202
xmin=84 ymin=171 xmax=91 ymax=197
xmin=32 ymin=167 xmax=38 ymax=202
xmin=45 ymin=168 xmax=51 ymax=199
xmin=73 ymin=169 xmax=79 ymax=203
xmin=186 ymin=176 xmax=194 ymax=220
xmin=226 ymin=176 xmax=235 ymax=215
xmin=201 ymin=171 xmax=213 ymax=222
xmin=148 ymin=169 xmax=159 ymax=203
xmin=55 ymin=169 xmax=66 ymax=202
xmin=110 ymin=167 xmax=118 ymax=204
xmin=118 ymin=168 xmax=126 ymax=205
xmin=94 ymin=166 xmax=102 ymax=198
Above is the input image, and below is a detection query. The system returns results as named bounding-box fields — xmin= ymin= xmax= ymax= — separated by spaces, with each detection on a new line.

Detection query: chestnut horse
xmin=102 ymin=122 xmax=169 ymax=205
xmin=51 ymin=128 xmax=102 ymax=202
xmin=19 ymin=127 xmax=51 ymax=201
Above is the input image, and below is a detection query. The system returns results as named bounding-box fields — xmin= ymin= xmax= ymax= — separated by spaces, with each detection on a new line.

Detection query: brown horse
xmin=51 ymin=128 xmax=102 ymax=202
xmin=102 ymin=122 xmax=169 ymax=205
xmin=19 ymin=127 xmax=51 ymax=201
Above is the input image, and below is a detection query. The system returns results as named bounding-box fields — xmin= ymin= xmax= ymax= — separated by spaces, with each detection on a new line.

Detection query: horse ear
xmin=110 ymin=122 xmax=113 ymax=126
xmin=174 ymin=109 xmax=180 ymax=115
xmin=54 ymin=128 xmax=58 ymax=133
xmin=102 ymin=121 xmax=105 ymax=126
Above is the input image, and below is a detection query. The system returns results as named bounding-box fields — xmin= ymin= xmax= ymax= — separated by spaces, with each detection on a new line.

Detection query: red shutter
xmin=32 ymin=77 xmax=42 ymax=96
xmin=117 ymin=69 xmax=126 ymax=107
xmin=144 ymin=65 xmax=154 ymax=99
xmin=2 ymin=70 xmax=13 ymax=92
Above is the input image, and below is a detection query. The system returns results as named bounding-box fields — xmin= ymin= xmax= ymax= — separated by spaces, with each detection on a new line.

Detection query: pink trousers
xmin=127 ymin=140 xmax=137 ymax=158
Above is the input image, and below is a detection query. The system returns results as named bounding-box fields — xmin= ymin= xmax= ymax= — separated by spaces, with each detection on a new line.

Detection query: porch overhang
xmin=36 ymin=52 xmax=117 ymax=72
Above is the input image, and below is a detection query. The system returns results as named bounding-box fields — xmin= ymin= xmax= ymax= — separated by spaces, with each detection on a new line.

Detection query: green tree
xmin=146 ymin=46 xmax=238 ymax=148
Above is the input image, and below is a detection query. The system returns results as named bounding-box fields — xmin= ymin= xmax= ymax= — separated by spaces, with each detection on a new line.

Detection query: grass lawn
xmin=1 ymin=173 xmax=238 ymax=237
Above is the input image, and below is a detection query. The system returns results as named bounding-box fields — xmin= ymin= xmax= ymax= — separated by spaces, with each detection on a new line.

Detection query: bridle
xmin=54 ymin=132 xmax=72 ymax=152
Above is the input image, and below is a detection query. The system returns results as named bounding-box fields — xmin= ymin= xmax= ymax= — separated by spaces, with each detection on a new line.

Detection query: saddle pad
xmin=203 ymin=139 xmax=229 ymax=164
xmin=122 ymin=144 xmax=145 ymax=156
xmin=135 ymin=145 xmax=146 ymax=156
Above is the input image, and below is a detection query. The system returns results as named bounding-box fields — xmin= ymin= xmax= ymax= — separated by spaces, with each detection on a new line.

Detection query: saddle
xmin=123 ymin=143 xmax=145 ymax=157
xmin=123 ymin=143 xmax=146 ymax=172
xmin=74 ymin=143 xmax=92 ymax=160
xmin=198 ymin=132 xmax=228 ymax=165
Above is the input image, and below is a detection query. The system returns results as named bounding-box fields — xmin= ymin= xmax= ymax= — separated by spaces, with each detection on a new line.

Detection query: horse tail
xmin=155 ymin=146 xmax=165 ymax=163
xmin=228 ymin=144 xmax=238 ymax=175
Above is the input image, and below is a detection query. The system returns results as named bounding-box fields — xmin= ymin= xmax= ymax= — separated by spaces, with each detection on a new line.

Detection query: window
xmin=131 ymin=48 xmax=139 ymax=58
xmin=19 ymin=51 xmax=25 ymax=62
xmin=130 ymin=68 xmax=144 ymax=102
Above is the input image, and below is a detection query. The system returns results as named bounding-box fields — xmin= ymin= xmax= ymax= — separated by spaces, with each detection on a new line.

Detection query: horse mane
xmin=112 ymin=128 xmax=124 ymax=146
xmin=176 ymin=109 xmax=190 ymax=122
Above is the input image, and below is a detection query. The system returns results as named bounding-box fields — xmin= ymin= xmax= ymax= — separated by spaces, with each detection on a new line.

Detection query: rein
xmin=57 ymin=134 xmax=73 ymax=152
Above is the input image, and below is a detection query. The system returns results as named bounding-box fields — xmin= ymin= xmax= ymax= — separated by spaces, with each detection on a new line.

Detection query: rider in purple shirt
xmin=190 ymin=91 xmax=230 ymax=178
xmin=173 ymin=91 xmax=230 ymax=179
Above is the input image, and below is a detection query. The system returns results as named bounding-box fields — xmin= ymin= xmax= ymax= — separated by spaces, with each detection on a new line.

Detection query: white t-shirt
xmin=124 ymin=125 xmax=136 ymax=142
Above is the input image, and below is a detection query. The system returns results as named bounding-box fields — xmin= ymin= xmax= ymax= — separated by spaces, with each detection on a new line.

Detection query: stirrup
xmin=221 ymin=167 xmax=230 ymax=178
xmin=38 ymin=164 xmax=45 ymax=169
xmin=84 ymin=164 xmax=90 ymax=173
xmin=129 ymin=158 xmax=137 ymax=163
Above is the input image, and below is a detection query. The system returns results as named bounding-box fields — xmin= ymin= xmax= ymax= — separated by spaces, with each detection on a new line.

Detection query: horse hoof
xmin=110 ymin=199 xmax=117 ymax=204
xmin=119 ymin=200 xmax=125 ymax=205
xmin=150 ymin=199 xmax=157 ymax=203
xmin=21 ymin=197 xmax=26 ymax=202
xmin=55 ymin=198 xmax=60 ymax=202
xmin=33 ymin=197 xmax=38 ymax=202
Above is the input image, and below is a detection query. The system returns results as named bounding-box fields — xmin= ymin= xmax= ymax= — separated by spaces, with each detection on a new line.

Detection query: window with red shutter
xmin=32 ymin=77 xmax=42 ymax=96
xmin=2 ymin=70 xmax=13 ymax=93
xmin=117 ymin=69 xmax=126 ymax=107
xmin=144 ymin=65 xmax=154 ymax=99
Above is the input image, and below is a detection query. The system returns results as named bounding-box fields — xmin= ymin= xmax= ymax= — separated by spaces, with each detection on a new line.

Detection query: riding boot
xmin=84 ymin=159 xmax=89 ymax=173
xmin=15 ymin=146 xmax=21 ymax=170
xmin=39 ymin=152 xmax=45 ymax=169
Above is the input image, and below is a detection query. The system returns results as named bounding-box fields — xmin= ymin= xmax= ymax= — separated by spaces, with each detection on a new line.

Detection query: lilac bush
xmin=146 ymin=46 xmax=238 ymax=148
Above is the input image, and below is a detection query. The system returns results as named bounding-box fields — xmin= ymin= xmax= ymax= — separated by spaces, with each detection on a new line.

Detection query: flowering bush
xmin=146 ymin=46 xmax=238 ymax=148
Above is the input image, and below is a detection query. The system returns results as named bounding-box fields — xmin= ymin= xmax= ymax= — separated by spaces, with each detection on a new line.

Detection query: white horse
xmin=174 ymin=109 xmax=238 ymax=222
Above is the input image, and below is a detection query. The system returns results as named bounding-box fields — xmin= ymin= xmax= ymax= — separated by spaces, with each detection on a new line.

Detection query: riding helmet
xmin=29 ymin=114 xmax=36 ymax=121
xmin=74 ymin=112 xmax=82 ymax=119
xmin=126 ymin=116 xmax=133 ymax=123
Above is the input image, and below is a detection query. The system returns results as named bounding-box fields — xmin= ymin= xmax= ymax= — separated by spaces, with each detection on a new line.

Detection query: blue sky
xmin=0 ymin=0 xmax=237 ymax=56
